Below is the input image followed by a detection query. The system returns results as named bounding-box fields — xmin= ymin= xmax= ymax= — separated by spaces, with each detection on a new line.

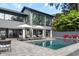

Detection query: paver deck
xmin=0 ymin=38 xmax=55 ymax=56
xmin=68 ymin=49 xmax=79 ymax=56
xmin=0 ymin=38 xmax=79 ymax=56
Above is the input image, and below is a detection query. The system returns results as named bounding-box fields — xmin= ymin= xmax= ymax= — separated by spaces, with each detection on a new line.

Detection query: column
xmin=31 ymin=28 xmax=33 ymax=37
xmin=44 ymin=16 xmax=46 ymax=38
xmin=30 ymin=12 xmax=33 ymax=38
xmin=50 ymin=30 xmax=53 ymax=38
xmin=30 ymin=12 xmax=32 ymax=25
xmin=23 ymin=28 xmax=26 ymax=39
xmin=29 ymin=28 xmax=33 ymax=38
xmin=42 ymin=29 xmax=45 ymax=38
xmin=44 ymin=29 xmax=46 ymax=38
xmin=6 ymin=28 xmax=8 ymax=38
xmin=4 ymin=13 xmax=5 ymax=20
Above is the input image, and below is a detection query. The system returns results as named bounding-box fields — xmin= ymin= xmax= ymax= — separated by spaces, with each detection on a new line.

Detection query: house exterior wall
xmin=0 ymin=19 xmax=24 ymax=29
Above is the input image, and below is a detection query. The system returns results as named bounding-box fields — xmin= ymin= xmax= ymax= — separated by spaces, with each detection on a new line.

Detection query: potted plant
xmin=0 ymin=35 xmax=6 ymax=40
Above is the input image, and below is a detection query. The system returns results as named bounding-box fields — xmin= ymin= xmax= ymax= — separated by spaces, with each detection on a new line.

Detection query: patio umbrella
xmin=17 ymin=24 xmax=32 ymax=39
xmin=32 ymin=25 xmax=45 ymax=37
xmin=33 ymin=25 xmax=44 ymax=29
xmin=17 ymin=24 xmax=32 ymax=28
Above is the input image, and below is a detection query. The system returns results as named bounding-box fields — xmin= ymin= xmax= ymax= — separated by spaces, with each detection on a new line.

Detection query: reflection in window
xmin=0 ymin=12 xmax=26 ymax=22
xmin=25 ymin=16 xmax=30 ymax=24
xmin=46 ymin=16 xmax=52 ymax=26
xmin=5 ymin=14 xmax=13 ymax=20
xmin=0 ymin=30 xmax=6 ymax=36
xmin=0 ymin=13 xmax=4 ymax=20
xmin=11 ymin=16 xmax=17 ymax=21
xmin=32 ymin=12 xmax=45 ymax=26
xmin=5 ymin=13 xmax=25 ymax=22
xmin=17 ymin=16 xmax=25 ymax=22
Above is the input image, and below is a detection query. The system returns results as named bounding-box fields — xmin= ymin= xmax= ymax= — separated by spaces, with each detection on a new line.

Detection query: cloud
xmin=44 ymin=3 xmax=53 ymax=9
xmin=44 ymin=3 xmax=49 ymax=7
xmin=13 ymin=3 xmax=33 ymax=10
xmin=22 ymin=3 xmax=33 ymax=8
xmin=27 ymin=3 xmax=32 ymax=7
xmin=13 ymin=3 xmax=22 ymax=10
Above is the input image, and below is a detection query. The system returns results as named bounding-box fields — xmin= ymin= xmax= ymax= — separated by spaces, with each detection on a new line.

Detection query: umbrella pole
xmin=22 ymin=28 xmax=26 ymax=39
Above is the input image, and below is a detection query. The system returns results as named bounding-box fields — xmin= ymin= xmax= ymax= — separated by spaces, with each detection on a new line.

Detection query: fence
xmin=52 ymin=31 xmax=79 ymax=37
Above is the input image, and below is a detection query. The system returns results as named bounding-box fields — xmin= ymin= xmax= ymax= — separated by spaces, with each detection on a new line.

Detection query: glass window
xmin=0 ymin=13 xmax=4 ymax=20
xmin=5 ymin=13 xmax=25 ymax=22
xmin=17 ymin=15 xmax=24 ymax=22
xmin=0 ymin=29 xmax=6 ymax=36
xmin=5 ymin=14 xmax=13 ymax=20
xmin=46 ymin=16 xmax=52 ymax=26
xmin=25 ymin=16 xmax=30 ymax=24
xmin=10 ymin=15 xmax=17 ymax=21
xmin=32 ymin=12 xmax=45 ymax=26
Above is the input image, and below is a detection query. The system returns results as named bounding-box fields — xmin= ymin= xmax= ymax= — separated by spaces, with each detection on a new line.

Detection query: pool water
xmin=30 ymin=39 xmax=76 ymax=49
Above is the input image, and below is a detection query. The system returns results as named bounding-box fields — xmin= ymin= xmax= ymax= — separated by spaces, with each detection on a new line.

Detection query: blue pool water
xmin=30 ymin=39 xmax=76 ymax=49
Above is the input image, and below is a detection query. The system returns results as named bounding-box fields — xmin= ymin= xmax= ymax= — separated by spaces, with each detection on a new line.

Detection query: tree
xmin=52 ymin=10 xmax=79 ymax=31
xmin=49 ymin=3 xmax=78 ymax=12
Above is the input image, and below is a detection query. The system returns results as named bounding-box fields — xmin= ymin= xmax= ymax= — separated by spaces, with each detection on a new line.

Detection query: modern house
xmin=21 ymin=7 xmax=53 ymax=38
xmin=0 ymin=6 xmax=53 ymax=38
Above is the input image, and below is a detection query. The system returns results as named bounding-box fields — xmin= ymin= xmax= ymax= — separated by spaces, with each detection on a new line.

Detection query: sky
xmin=0 ymin=3 xmax=62 ymax=15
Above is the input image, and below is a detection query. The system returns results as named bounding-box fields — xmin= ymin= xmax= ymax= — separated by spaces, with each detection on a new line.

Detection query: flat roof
xmin=21 ymin=6 xmax=53 ymax=17
xmin=0 ymin=7 xmax=27 ymax=16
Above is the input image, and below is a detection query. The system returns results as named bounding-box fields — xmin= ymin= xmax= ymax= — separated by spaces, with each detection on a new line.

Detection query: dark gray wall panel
xmin=0 ymin=20 xmax=25 ymax=29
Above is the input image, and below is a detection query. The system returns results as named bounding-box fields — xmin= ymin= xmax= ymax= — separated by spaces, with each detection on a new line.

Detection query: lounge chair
xmin=33 ymin=35 xmax=43 ymax=40
xmin=28 ymin=35 xmax=39 ymax=40
xmin=0 ymin=40 xmax=11 ymax=52
xmin=17 ymin=35 xmax=32 ymax=41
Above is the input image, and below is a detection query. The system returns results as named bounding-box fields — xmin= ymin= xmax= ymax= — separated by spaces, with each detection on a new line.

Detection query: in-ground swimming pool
xmin=29 ymin=39 xmax=76 ymax=49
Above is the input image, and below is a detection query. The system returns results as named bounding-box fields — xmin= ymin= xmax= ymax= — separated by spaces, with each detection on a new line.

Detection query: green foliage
xmin=49 ymin=3 xmax=78 ymax=12
xmin=52 ymin=10 xmax=79 ymax=31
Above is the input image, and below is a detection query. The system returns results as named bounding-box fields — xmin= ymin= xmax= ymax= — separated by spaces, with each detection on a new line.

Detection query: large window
xmin=16 ymin=15 xmax=25 ymax=22
xmin=0 ymin=13 xmax=4 ymax=20
xmin=25 ymin=16 xmax=30 ymax=24
xmin=0 ymin=12 xmax=26 ymax=22
xmin=32 ymin=12 xmax=45 ymax=26
xmin=5 ymin=14 xmax=14 ymax=21
xmin=5 ymin=13 xmax=25 ymax=22
xmin=0 ymin=29 xmax=6 ymax=37
xmin=46 ymin=16 xmax=52 ymax=26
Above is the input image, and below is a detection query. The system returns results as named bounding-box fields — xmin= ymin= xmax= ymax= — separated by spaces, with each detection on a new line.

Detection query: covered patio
xmin=17 ymin=24 xmax=53 ymax=40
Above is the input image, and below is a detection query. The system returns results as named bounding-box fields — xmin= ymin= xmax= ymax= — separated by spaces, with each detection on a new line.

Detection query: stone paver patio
xmin=0 ymin=38 xmax=56 ymax=56
xmin=0 ymin=38 xmax=79 ymax=56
